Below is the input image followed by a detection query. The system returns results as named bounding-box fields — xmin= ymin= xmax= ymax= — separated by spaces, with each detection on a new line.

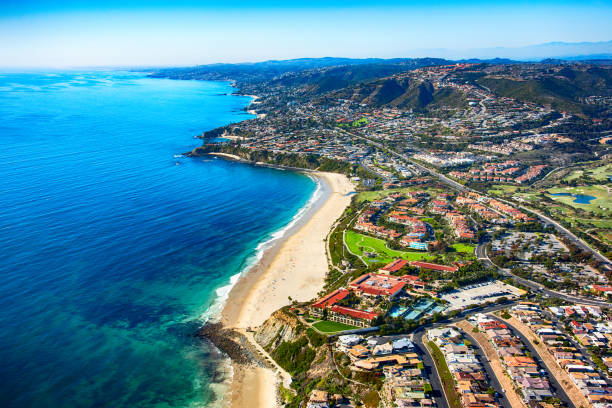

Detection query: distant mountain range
xmin=149 ymin=42 xmax=612 ymax=84
xmin=150 ymin=47 xmax=612 ymax=117
xmin=406 ymin=41 xmax=612 ymax=61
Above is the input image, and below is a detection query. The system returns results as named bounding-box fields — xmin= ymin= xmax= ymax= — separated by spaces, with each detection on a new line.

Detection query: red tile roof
xmin=380 ymin=259 xmax=408 ymax=273
xmin=331 ymin=305 xmax=377 ymax=321
xmin=410 ymin=261 xmax=459 ymax=272
xmin=311 ymin=289 xmax=349 ymax=309
xmin=349 ymin=273 xmax=406 ymax=297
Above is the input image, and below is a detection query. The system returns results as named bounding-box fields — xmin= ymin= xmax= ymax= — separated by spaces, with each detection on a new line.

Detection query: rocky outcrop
xmin=254 ymin=308 xmax=302 ymax=351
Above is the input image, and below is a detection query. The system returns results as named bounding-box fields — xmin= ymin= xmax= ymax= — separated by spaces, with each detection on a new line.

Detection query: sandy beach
xmin=221 ymin=171 xmax=354 ymax=407
xmin=244 ymin=94 xmax=267 ymax=119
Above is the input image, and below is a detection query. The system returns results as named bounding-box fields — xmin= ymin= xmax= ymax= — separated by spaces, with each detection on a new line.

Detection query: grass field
xmin=450 ymin=243 xmax=475 ymax=254
xmin=590 ymin=163 xmax=612 ymax=182
xmin=574 ymin=218 xmax=612 ymax=228
xmin=355 ymin=187 xmax=417 ymax=204
xmin=563 ymin=163 xmax=611 ymax=183
xmin=427 ymin=341 xmax=462 ymax=408
xmin=547 ymin=185 xmax=612 ymax=215
xmin=356 ymin=187 xmax=442 ymax=204
xmin=563 ymin=169 xmax=584 ymax=182
xmin=487 ymin=184 xmax=519 ymax=196
xmin=312 ymin=320 xmax=358 ymax=333
xmin=345 ymin=230 xmax=435 ymax=264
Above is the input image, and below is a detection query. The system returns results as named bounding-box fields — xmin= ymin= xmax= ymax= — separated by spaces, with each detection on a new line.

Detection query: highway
xmin=344 ymin=128 xmax=611 ymax=266
xmin=342 ymin=129 xmax=611 ymax=304
xmin=476 ymin=234 xmax=611 ymax=307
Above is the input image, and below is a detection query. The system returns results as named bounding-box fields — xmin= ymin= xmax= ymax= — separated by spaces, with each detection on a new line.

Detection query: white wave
xmin=198 ymin=174 xmax=323 ymax=324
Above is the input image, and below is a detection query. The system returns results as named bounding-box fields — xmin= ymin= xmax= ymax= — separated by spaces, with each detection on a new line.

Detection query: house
xmin=349 ymin=273 xmax=406 ymax=298
xmin=308 ymin=390 xmax=330 ymax=408
xmin=338 ymin=334 xmax=361 ymax=348
xmin=380 ymin=259 xmax=409 ymax=274
xmin=410 ymin=261 xmax=459 ymax=273
xmin=329 ymin=305 xmax=377 ymax=328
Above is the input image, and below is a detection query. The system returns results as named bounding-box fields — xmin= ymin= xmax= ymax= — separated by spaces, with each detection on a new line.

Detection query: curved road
xmin=344 ymin=128 xmax=611 ymax=267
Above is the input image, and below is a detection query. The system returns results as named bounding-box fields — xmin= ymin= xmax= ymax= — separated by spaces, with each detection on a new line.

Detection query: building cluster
xmin=468 ymin=140 xmax=535 ymax=155
xmin=511 ymin=303 xmax=612 ymax=407
xmin=455 ymin=194 xmax=505 ymax=224
xmin=335 ymin=334 xmax=436 ymax=408
xmin=413 ymin=151 xmax=486 ymax=168
xmin=448 ymin=160 xmax=547 ymax=185
xmin=355 ymin=202 xmax=403 ymax=241
xmin=473 ymin=314 xmax=555 ymax=405
xmin=428 ymin=194 xmax=476 ymax=240
xmin=449 ymin=160 xmax=521 ymax=182
xmin=356 ymin=192 xmax=442 ymax=249
xmin=487 ymin=199 xmax=532 ymax=222
xmin=427 ymin=326 xmax=500 ymax=408
xmin=310 ymin=288 xmax=378 ymax=328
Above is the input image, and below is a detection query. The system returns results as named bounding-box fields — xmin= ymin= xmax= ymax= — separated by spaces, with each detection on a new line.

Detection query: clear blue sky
xmin=1 ymin=0 xmax=611 ymax=67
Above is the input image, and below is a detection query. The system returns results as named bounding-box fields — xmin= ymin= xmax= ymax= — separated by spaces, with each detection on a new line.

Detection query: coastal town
xmin=159 ymin=60 xmax=612 ymax=408
xmin=6 ymin=1 xmax=612 ymax=408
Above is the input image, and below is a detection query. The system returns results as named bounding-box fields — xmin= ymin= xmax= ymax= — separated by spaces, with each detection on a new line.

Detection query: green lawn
xmin=563 ymin=169 xmax=585 ymax=182
xmin=312 ymin=320 xmax=358 ymax=333
xmin=352 ymin=117 xmax=369 ymax=127
xmin=355 ymin=187 xmax=442 ymax=204
xmin=450 ymin=243 xmax=475 ymax=254
xmin=355 ymin=187 xmax=417 ymax=204
xmin=487 ymin=184 xmax=518 ymax=196
xmin=345 ymin=230 xmax=435 ymax=264
xmin=427 ymin=341 xmax=462 ymax=408
xmin=589 ymin=163 xmax=612 ymax=182
xmin=574 ymin=218 xmax=612 ymax=229
xmin=547 ymin=185 xmax=612 ymax=215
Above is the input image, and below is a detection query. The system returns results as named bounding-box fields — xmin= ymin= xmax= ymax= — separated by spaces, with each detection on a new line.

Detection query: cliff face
xmin=254 ymin=308 xmax=302 ymax=351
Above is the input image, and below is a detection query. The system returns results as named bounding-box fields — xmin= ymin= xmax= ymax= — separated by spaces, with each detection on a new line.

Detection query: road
xmin=489 ymin=316 xmax=576 ymax=408
xmin=455 ymin=325 xmax=515 ymax=408
xmin=405 ymin=302 xmax=519 ymax=408
xmin=342 ymin=128 xmax=611 ymax=268
xmin=476 ymin=234 xmax=611 ymax=307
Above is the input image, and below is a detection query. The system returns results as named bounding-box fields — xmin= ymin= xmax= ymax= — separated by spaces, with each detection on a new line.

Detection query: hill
xmin=325 ymin=75 xmax=467 ymax=110
xmin=470 ymin=65 xmax=612 ymax=116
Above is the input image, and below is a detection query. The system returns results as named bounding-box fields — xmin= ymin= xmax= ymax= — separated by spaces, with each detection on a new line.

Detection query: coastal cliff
xmin=189 ymin=143 xmax=356 ymax=175
xmin=254 ymin=308 xmax=360 ymax=408
xmin=255 ymin=308 xmax=303 ymax=350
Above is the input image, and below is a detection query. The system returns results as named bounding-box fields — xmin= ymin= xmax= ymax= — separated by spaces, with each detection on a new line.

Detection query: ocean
xmin=0 ymin=71 xmax=317 ymax=407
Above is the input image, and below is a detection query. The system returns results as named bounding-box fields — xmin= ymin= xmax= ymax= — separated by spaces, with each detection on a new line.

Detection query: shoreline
xmin=243 ymin=94 xmax=267 ymax=119
xmin=216 ymin=168 xmax=354 ymax=407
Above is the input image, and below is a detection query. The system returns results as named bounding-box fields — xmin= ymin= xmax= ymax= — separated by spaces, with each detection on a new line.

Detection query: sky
xmin=1 ymin=0 xmax=611 ymax=67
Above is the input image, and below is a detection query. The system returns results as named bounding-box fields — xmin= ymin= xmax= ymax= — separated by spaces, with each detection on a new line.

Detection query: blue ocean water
xmin=0 ymin=71 xmax=316 ymax=407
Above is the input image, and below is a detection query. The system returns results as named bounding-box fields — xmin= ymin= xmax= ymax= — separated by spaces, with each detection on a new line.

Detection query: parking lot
xmin=441 ymin=280 xmax=524 ymax=311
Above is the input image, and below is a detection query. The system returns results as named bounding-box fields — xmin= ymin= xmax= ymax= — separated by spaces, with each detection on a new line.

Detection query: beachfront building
xmin=349 ymin=273 xmax=406 ymax=298
xmin=310 ymin=288 xmax=378 ymax=328
xmin=380 ymin=259 xmax=410 ymax=274
xmin=410 ymin=261 xmax=459 ymax=273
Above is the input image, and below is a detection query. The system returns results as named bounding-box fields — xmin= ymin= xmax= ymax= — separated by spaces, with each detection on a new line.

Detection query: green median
xmin=427 ymin=340 xmax=462 ymax=408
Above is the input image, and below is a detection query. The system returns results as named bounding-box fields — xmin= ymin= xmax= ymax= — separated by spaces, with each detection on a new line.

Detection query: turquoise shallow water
xmin=0 ymin=71 xmax=316 ymax=407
